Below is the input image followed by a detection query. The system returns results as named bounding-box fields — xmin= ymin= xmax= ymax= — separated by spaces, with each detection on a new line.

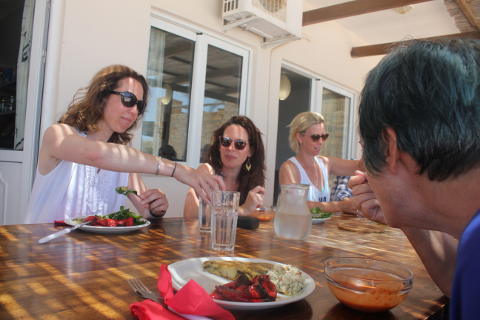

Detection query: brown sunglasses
xmin=310 ymin=133 xmax=329 ymax=141
xmin=219 ymin=136 xmax=248 ymax=150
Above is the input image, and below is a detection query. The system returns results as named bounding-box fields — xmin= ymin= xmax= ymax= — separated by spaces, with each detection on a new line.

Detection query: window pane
xmin=142 ymin=27 xmax=195 ymax=161
xmin=0 ymin=0 xmax=34 ymax=151
xmin=321 ymin=87 xmax=351 ymax=159
xmin=199 ymin=45 xmax=242 ymax=162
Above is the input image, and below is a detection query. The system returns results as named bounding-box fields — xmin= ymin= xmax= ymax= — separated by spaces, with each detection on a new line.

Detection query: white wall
xmin=41 ymin=0 xmax=381 ymax=218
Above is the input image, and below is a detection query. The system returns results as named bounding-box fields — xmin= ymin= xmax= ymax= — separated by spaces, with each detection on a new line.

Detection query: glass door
xmin=274 ymin=67 xmax=312 ymax=202
xmin=0 ymin=0 xmax=49 ymax=224
xmin=316 ymin=81 xmax=355 ymax=160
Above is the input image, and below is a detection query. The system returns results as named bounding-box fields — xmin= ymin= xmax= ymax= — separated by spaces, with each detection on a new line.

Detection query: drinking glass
xmin=198 ymin=199 xmax=211 ymax=232
xmin=211 ymin=191 xmax=240 ymax=251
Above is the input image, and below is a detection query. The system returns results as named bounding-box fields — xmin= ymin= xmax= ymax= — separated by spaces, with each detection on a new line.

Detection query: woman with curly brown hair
xmin=183 ymin=116 xmax=265 ymax=219
xmin=26 ymin=65 xmax=223 ymax=223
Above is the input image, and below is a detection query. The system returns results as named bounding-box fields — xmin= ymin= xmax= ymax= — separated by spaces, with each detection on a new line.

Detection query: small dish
xmin=324 ymin=256 xmax=413 ymax=312
xmin=253 ymin=207 xmax=275 ymax=222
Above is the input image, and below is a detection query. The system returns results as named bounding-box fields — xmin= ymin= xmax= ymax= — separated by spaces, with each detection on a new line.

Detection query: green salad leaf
xmin=115 ymin=186 xmax=138 ymax=196
xmin=104 ymin=206 xmax=143 ymax=224
xmin=310 ymin=207 xmax=332 ymax=219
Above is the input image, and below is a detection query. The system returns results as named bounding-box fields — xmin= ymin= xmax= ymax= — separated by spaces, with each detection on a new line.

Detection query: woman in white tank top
xmin=279 ymin=112 xmax=361 ymax=214
xmin=26 ymin=65 xmax=224 ymax=223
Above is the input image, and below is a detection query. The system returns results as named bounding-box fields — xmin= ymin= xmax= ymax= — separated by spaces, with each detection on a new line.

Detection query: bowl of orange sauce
xmin=253 ymin=207 xmax=275 ymax=222
xmin=324 ymin=257 xmax=413 ymax=312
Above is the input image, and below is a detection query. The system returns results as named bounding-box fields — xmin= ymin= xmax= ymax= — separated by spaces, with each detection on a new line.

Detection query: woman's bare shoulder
xmin=44 ymin=123 xmax=79 ymax=140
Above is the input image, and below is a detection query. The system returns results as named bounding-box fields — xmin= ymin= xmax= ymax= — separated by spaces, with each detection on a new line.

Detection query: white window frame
xmin=281 ymin=62 xmax=356 ymax=160
xmin=137 ymin=16 xmax=250 ymax=168
xmin=316 ymin=80 xmax=356 ymax=160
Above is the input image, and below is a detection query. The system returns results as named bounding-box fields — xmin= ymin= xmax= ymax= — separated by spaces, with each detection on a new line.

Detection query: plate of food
xmin=168 ymin=257 xmax=315 ymax=310
xmin=66 ymin=206 xmax=150 ymax=234
xmin=311 ymin=208 xmax=332 ymax=224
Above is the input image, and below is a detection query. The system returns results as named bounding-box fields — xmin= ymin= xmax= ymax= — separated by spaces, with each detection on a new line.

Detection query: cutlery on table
xmin=37 ymin=220 xmax=91 ymax=244
xmin=127 ymin=278 xmax=211 ymax=320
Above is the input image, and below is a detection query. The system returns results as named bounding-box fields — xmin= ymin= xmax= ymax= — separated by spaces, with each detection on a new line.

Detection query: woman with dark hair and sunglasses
xmin=183 ymin=116 xmax=266 ymax=219
xmin=26 ymin=65 xmax=224 ymax=223
xmin=279 ymin=111 xmax=361 ymax=213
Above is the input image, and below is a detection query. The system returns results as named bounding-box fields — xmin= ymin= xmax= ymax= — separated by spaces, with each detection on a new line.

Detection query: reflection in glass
xmin=199 ymin=45 xmax=242 ymax=162
xmin=321 ymin=88 xmax=351 ymax=185
xmin=142 ymin=27 xmax=195 ymax=161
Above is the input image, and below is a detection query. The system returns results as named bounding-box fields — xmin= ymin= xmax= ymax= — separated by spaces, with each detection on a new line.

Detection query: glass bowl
xmin=253 ymin=207 xmax=275 ymax=222
xmin=324 ymin=257 xmax=413 ymax=312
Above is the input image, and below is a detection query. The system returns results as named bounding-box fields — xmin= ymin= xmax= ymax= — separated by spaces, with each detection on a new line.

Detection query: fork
xmin=128 ymin=278 xmax=161 ymax=302
xmin=127 ymin=278 xmax=211 ymax=320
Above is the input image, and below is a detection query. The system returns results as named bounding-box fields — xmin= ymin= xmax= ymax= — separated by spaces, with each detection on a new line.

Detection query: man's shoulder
xmin=458 ymin=210 xmax=480 ymax=256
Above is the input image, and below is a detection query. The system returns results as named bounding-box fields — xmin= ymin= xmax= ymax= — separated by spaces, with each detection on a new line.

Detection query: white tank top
xmin=288 ymin=156 xmax=330 ymax=202
xmin=25 ymin=137 xmax=129 ymax=223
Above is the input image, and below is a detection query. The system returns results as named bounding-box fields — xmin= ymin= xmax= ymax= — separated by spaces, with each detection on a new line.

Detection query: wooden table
xmin=0 ymin=214 xmax=448 ymax=319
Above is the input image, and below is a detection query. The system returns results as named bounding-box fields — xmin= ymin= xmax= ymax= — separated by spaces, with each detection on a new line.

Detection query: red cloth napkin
xmin=130 ymin=265 xmax=234 ymax=320
xmin=54 ymin=220 xmax=71 ymax=226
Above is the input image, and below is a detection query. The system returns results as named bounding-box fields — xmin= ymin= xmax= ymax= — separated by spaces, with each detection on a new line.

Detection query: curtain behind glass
xmin=14 ymin=0 xmax=34 ymax=150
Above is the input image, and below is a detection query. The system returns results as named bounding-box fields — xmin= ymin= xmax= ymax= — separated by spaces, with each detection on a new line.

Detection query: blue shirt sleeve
xmin=450 ymin=209 xmax=480 ymax=320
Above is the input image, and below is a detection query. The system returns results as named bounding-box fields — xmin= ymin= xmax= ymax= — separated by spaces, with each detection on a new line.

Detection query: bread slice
xmin=202 ymin=260 xmax=273 ymax=280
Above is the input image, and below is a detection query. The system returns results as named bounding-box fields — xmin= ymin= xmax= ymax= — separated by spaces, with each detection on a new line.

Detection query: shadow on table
xmin=233 ymin=299 xmax=313 ymax=320
xmin=321 ymin=303 xmax=395 ymax=320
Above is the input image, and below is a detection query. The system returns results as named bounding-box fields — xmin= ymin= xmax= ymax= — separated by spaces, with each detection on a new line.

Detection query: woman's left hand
xmin=138 ymin=189 xmax=169 ymax=216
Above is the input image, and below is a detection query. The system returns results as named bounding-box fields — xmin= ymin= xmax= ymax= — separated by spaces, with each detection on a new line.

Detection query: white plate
xmin=312 ymin=217 xmax=331 ymax=224
xmin=168 ymin=257 xmax=315 ymax=310
xmin=65 ymin=217 xmax=150 ymax=234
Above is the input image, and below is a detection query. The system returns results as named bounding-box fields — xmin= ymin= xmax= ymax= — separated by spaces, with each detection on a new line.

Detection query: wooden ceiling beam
xmin=350 ymin=31 xmax=480 ymax=57
xmin=303 ymin=0 xmax=433 ymax=26
xmin=456 ymin=0 xmax=480 ymax=31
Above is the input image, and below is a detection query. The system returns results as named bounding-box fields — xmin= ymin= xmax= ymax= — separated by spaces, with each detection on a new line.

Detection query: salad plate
xmin=65 ymin=217 xmax=150 ymax=234
xmin=168 ymin=257 xmax=315 ymax=310
xmin=312 ymin=216 xmax=331 ymax=224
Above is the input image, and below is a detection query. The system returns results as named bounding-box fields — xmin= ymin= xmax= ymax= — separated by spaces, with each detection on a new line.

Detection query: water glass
xmin=211 ymin=191 xmax=240 ymax=251
xmin=198 ymin=199 xmax=211 ymax=232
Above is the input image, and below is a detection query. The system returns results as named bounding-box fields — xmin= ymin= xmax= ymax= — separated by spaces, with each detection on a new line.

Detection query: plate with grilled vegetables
xmin=168 ymin=257 xmax=315 ymax=310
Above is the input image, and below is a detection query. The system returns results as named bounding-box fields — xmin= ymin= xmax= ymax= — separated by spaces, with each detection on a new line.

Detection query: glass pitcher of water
xmin=274 ymin=184 xmax=312 ymax=240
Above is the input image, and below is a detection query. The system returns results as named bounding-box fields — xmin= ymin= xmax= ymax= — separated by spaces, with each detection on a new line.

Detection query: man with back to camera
xmin=349 ymin=39 xmax=480 ymax=319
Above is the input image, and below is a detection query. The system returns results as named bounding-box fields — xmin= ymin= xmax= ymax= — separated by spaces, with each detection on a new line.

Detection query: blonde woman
xmin=278 ymin=111 xmax=361 ymax=213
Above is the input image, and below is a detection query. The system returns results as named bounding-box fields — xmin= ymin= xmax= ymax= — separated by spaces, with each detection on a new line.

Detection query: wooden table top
xmin=0 ymin=214 xmax=448 ymax=320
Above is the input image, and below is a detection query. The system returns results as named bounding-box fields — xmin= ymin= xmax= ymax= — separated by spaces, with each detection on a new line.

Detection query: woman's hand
xmin=240 ymin=186 xmax=265 ymax=215
xmin=175 ymin=164 xmax=226 ymax=203
xmin=138 ymin=189 xmax=169 ymax=217
xmin=349 ymin=170 xmax=386 ymax=224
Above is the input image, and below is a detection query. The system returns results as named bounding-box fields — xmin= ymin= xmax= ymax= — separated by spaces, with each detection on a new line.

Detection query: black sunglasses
xmin=110 ymin=91 xmax=145 ymax=114
xmin=219 ymin=136 xmax=248 ymax=150
xmin=310 ymin=133 xmax=329 ymax=142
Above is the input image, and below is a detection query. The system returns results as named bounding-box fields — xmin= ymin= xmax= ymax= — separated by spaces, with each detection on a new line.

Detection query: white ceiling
xmin=303 ymin=0 xmax=460 ymax=45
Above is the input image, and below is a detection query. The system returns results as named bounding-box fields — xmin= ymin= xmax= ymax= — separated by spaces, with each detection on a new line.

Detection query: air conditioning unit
xmin=223 ymin=0 xmax=302 ymax=46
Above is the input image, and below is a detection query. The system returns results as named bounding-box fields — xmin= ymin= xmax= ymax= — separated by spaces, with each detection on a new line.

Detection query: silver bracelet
xmin=155 ymin=160 xmax=161 ymax=175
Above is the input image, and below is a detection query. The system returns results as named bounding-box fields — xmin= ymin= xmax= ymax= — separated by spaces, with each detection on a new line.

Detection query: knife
xmin=38 ymin=221 xmax=91 ymax=244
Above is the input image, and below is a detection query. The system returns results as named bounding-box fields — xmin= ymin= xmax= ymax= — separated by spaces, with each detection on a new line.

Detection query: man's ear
xmin=384 ymin=128 xmax=419 ymax=175
xmin=384 ymin=128 xmax=399 ymax=174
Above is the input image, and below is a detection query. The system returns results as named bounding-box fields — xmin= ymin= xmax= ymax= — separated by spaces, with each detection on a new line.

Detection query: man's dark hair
xmin=359 ymin=39 xmax=480 ymax=181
